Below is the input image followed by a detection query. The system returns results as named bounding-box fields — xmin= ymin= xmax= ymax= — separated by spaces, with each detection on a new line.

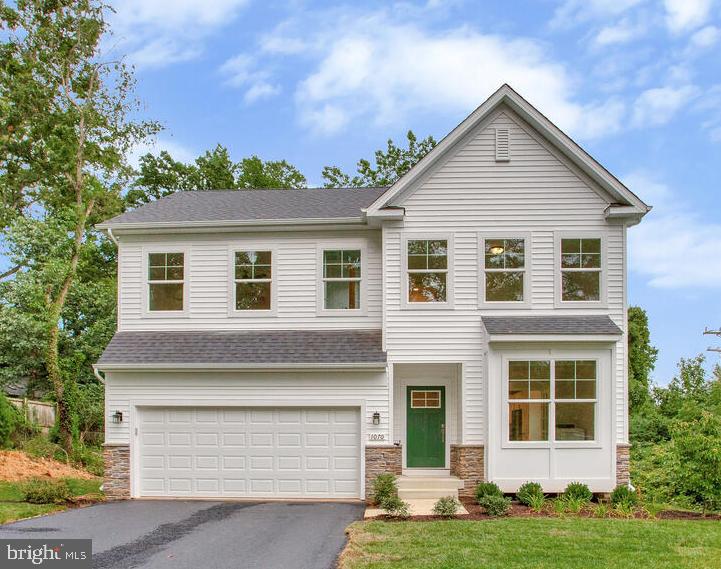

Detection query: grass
xmin=0 ymin=478 xmax=103 ymax=525
xmin=340 ymin=518 xmax=721 ymax=569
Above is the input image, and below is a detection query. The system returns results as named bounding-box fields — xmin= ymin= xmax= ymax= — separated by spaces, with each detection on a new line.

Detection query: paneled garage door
xmin=137 ymin=407 xmax=361 ymax=498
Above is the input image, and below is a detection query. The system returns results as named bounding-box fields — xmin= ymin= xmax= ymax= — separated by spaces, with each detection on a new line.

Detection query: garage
xmin=137 ymin=406 xmax=361 ymax=499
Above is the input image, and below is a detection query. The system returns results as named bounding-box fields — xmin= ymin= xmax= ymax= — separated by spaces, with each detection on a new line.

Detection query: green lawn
xmin=0 ymin=478 xmax=102 ymax=525
xmin=341 ymin=518 xmax=721 ymax=569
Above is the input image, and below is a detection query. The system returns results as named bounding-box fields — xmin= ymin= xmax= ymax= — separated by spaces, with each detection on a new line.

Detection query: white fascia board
xmin=488 ymin=334 xmax=621 ymax=343
xmin=94 ymin=362 xmax=387 ymax=372
xmin=364 ymin=207 xmax=405 ymax=226
xmin=95 ymin=217 xmax=367 ymax=233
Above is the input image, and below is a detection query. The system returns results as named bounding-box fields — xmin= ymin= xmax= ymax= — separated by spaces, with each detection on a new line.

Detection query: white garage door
xmin=137 ymin=407 xmax=361 ymax=499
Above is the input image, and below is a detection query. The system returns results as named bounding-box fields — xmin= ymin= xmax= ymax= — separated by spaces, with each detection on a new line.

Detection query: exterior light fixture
xmin=372 ymin=412 xmax=381 ymax=425
xmin=112 ymin=410 xmax=123 ymax=424
xmin=489 ymin=246 xmax=505 ymax=255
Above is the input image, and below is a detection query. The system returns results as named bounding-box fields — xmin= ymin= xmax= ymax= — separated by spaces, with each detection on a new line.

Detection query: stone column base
xmin=450 ymin=444 xmax=485 ymax=499
xmin=365 ymin=445 xmax=402 ymax=502
xmin=103 ymin=444 xmax=130 ymax=500
xmin=616 ymin=443 xmax=631 ymax=487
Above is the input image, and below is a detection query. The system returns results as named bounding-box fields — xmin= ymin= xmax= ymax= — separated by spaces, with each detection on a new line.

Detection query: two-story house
xmin=95 ymin=85 xmax=649 ymax=501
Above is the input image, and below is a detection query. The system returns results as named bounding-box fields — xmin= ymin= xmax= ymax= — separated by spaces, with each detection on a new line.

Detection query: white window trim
xmin=554 ymin=232 xmax=607 ymax=308
xmin=401 ymin=233 xmax=455 ymax=310
xmin=410 ymin=389 xmax=442 ymax=409
xmin=142 ymin=246 xmax=189 ymax=318
xmin=479 ymin=232 xmax=532 ymax=308
xmin=501 ymin=354 xmax=601 ymax=450
xmin=316 ymin=242 xmax=368 ymax=316
xmin=227 ymin=246 xmax=277 ymax=317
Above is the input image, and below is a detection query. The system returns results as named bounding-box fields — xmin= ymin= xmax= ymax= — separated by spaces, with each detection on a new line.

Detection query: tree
xmin=628 ymin=306 xmax=658 ymax=412
xmin=0 ymin=0 xmax=158 ymax=449
xmin=322 ymin=130 xmax=436 ymax=188
xmin=126 ymin=145 xmax=307 ymax=208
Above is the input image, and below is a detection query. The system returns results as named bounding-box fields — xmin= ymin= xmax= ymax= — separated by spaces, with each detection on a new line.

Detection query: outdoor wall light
xmin=112 ymin=410 xmax=123 ymax=424
xmin=372 ymin=412 xmax=381 ymax=425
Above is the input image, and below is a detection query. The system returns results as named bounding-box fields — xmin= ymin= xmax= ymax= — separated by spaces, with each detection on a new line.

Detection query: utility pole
xmin=703 ymin=327 xmax=721 ymax=354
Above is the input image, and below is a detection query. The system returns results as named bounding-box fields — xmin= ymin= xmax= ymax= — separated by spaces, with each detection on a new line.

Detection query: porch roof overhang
xmin=95 ymin=329 xmax=387 ymax=371
xmin=482 ymin=315 xmax=622 ymax=343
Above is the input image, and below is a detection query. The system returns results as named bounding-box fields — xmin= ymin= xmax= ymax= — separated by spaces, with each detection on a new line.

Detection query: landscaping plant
xmin=19 ymin=478 xmax=71 ymax=505
xmin=475 ymin=481 xmax=503 ymax=503
xmin=527 ymin=493 xmax=546 ymax=513
xmin=593 ymin=502 xmax=610 ymax=518
xmin=478 ymin=495 xmax=511 ymax=516
xmin=432 ymin=496 xmax=460 ymax=518
xmin=516 ymin=481 xmax=544 ymax=506
xmin=610 ymin=485 xmax=638 ymax=508
xmin=563 ymin=482 xmax=593 ymax=503
xmin=380 ymin=495 xmax=411 ymax=518
xmin=372 ymin=473 xmax=398 ymax=506
xmin=0 ymin=393 xmax=17 ymax=447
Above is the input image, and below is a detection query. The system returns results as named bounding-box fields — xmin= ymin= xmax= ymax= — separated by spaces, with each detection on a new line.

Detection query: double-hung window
xmin=484 ymin=238 xmax=525 ymax=302
xmin=322 ymin=249 xmax=361 ymax=310
xmin=234 ymin=251 xmax=272 ymax=310
xmin=560 ymin=238 xmax=601 ymax=302
xmin=148 ymin=252 xmax=184 ymax=311
xmin=407 ymin=239 xmax=448 ymax=303
xmin=507 ymin=359 xmax=597 ymax=442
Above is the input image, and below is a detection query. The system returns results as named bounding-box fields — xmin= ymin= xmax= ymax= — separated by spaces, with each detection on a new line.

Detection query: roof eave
xmin=94 ymin=362 xmax=387 ymax=372
xmin=488 ymin=334 xmax=621 ymax=343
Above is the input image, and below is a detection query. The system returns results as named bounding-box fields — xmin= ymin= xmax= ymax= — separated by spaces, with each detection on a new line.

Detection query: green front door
xmin=407 ymin=386 xmax=445 ymax=468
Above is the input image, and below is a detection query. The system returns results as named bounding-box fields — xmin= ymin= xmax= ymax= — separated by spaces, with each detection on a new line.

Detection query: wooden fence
xmin=8 ymin=398 xmax=56 ymax=433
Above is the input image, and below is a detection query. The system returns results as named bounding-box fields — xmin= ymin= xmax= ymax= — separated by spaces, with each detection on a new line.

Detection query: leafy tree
xmin=628 ymin=306 xmax=658 ymax=412
xmin=322 ymin=130 xmax=436 ymax=187
xmin=0 ymin=0 xmax=157 ymax=449
xmin=126 ymin=145 xmax=307 ymax=208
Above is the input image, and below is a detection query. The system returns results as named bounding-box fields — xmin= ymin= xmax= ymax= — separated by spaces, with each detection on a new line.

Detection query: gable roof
xmin=365 ymin=84 xmax=650 ymax=219
xmin=97 ymin=187 xmax=388 ymax=230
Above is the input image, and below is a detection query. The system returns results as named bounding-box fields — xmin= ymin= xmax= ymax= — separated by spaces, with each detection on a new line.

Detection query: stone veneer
xmin=450 ymin=444 xmax=485 ymax=498
xmin=103 ymin=444 xmax=130 ymax=500
xmin=365 ymin=445 xmax=402 ymax=501
xmin=616 ymin=443 xmax=631 ymax=487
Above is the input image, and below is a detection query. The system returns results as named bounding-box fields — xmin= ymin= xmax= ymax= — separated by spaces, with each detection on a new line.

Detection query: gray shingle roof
xmin=97 ymin=329 xmax=386 ymax=366
xmin=100 ymin=188 xmax=389 ymax=227
xmin=482 ymin=316 xmax=622 ymax=336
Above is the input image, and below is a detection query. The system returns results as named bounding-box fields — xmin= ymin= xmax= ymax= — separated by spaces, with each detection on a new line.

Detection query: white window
xmin=148 ymin=252 xmax=184 ymax=312
xmin=407 ymin=239 xmax=448 ymax=303
xmin=560 ymin=237 xmax=601 ymax=302
xmin=234 ymin=251 xmax=272 ymax=310
xmin=322 ymin=249 xmax=361 ymax=310
xmin=508 ymin=359 xmax=597 ymax=442
xmin=483 ymin=237 xmax=526 ymax=303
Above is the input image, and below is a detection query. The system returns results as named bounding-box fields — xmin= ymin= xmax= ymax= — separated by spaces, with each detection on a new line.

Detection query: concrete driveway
xmin=0 ymin=500 xmax=365 ymax=569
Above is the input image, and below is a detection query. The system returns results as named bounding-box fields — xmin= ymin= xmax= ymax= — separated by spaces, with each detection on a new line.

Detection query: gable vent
xmin=495 ymin=128 xmax=510 ymax=162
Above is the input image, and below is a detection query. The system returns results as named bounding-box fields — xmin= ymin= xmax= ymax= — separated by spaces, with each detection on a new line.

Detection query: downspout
xmin=93 ymin=366 xmax=106 ymax=384
xmin=106 ymin=227 xmax=118 ymax=246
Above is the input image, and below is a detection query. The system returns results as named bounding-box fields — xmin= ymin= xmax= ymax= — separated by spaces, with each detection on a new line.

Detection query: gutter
xmin=94 ymin=362 xmax=388 ymax=372
xmin=96 ymin=216 xmax=367 ymax=233
xmin=488 ymin=334 xmax=621 ymax=343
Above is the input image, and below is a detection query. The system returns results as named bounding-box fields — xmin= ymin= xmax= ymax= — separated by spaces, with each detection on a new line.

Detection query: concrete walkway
xmin=364 ymin=499 xmax=468 ymax=518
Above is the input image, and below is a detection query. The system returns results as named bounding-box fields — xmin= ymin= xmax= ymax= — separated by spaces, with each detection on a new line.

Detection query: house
xmin=94 ymin=84 xmax=650 ymax=501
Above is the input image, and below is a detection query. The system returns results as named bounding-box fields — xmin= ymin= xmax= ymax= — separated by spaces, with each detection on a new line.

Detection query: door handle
xmin=441 ymin=423 xmax=446 ymax=443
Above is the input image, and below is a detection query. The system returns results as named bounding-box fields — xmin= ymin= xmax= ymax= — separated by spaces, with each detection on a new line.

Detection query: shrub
xmin=70 ymin=444 xmax=104 ymax=477
xmin=432 ymin=496 xmax=460 ymax=518
xmin=610 ymin=485 xmax=638 ymax=508
xmin=561 ymin=496 xmax=586 ymax=514
xmin=478 ymin=495 xmax=511 ymax=516
xmin=380 ymin=495 xmax=410 ymax=518
xmin=613 ymin=502 xmax=635 ymax=518
xmin=371 ymin=473 xmax=397 ymax=506
xmin=563 ymin=482 xmax=593 ymax=503
xmin=593 ymin=502 xmax=610 ymax=518
xmin=0 ymin=393 xmax=18 ymax=447
xmin=517 ymin=482 xmax=544 ymax=506
xmin=475 ymin=482 xmax=503 ymax=503
xmin=19 ymin=478 xmax=71 ymax=504
xmin=527 ymin=493 xmax=546 ymax=513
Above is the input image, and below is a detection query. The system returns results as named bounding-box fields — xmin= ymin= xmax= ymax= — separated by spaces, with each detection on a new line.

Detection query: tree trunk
xmin=46 ymin=319 xmax=73 ymax=450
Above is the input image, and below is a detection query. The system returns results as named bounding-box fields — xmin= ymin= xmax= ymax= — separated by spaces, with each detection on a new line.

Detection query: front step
xmin=397 ymin=476 xmax=464 ymax=500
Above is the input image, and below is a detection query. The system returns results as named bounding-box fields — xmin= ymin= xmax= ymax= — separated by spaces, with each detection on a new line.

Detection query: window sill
xmin=317 ymin=308 xmax=367 ymax=317
xmin=143 ymin=311 xmax=189 ymax=318
xmin=227 ymin=309 xmax=277 ymax=318
xmin=479 ymin=301 xmax=531 ymax=310
xmin=401 ymin=301 xmax=454 ymax=310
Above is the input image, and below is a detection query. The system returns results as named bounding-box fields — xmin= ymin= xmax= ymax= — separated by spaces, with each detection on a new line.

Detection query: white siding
xmin=384 ymin=108 xmax=628 ymax=446
xmin=118 ymin=230 xmax=382 ymax=330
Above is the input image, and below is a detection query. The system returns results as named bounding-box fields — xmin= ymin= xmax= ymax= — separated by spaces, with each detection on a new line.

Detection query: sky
xmin=10 ymin=0 xmax=721 ymax=384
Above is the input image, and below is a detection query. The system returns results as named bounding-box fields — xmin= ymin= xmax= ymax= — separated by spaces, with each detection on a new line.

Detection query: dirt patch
xmin=0 ymin=450 xmax=95 ymax=482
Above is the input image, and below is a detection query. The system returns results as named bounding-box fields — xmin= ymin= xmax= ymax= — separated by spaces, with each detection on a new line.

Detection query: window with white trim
xmin=560 ymin=238 xmax=601 ymax=302
xmin=322 ymin=249 xmax=361 ymax=310
xmin=508 ymin=359 xmax=596 ymax=442
xmin=148 ymin=252 xmax=184 ymax=311
xmin=234 ymin=251 xmax=272 ymax=310
xmin=484 ymin=238 xmax=525 ymax=302
xmin=407 ymin=239 xmax=447 ymax=303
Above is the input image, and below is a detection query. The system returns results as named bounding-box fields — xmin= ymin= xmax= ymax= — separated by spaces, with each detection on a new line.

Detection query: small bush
xmin=610 ymin=485 xmax=638 ymax=508
xmin=478 ymin=495 xmax=511 ymax=516
xmin=0 ymin=394 xmax=18 ymax=447
xmin=517 ymin=482 xmax=544 ymax=506
xmin=563 ymin=482 xmax=593 ymax=503
xmin=475 ymin=482 xmax=503 ymax=503
xmin=561 ymin=496 xmax=586 ymax=514
xmin=432 ymin=496 xmax=460 ymax=518
xmin=19 ymin=478 xmax=71 ymax=504
xmin=380 ymin=495 xmax=410 ymax=518
xmin=70 ymin=444 xmax=104 ymax=477
xmin=553 ymin=498 xmax=567 ymax=516
xmin=527 ymin=493 xmax=546 ymax=513
xmin=593 ymin=502 xmax=610 ymax=518
xmin=372 ymin=473 xmax=397 ymax=506
xmin=613 ymin=502 xmax=635 ymax=518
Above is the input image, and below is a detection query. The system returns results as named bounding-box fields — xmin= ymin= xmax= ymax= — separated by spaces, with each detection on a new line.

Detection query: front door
xmin=406 ymin=386 xmax=445 ymax=468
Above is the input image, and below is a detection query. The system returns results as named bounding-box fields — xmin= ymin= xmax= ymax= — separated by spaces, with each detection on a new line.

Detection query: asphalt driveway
xmin=0 ymin=500 xmax=365 ymax=569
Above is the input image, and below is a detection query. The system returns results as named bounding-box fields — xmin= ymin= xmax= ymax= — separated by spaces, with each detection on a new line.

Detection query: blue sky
xmin=13 ymin=0 xmax=721 ymax=383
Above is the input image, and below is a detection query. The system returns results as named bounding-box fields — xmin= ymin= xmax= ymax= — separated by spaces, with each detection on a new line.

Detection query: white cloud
xmin=551 ymin=0 xmax=645 ymax=28
xmin=690 ymin=25 xmax=721 ymax=48
xmin=626 ymin=172 xmax=721 ymax=288
xmin=631 ymin=85 xmax=699 ymax=127
xmin=219 ymin=54 xmax=281 ymax=104
xmin=664 ymin=0 xmax=713 ymax=33
xmin=128 ymin=137 xmax=196 ymax=169
xmin=594 ymin=18 xmax=641 ymax=46
xmin=108 ymin=0 xmax=249 ymax=69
